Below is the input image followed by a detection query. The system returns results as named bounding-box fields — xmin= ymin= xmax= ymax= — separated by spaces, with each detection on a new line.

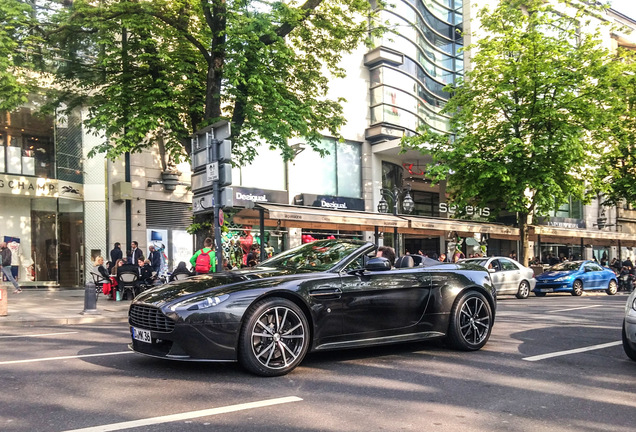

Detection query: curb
xmin=0 ymin=315 xmax=129 ymax=327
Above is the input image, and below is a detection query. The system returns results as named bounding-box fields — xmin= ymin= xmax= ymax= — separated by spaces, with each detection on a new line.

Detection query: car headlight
xmin=170 ymin=294 xmax=230 ymax=312
xmin=554 ymin=276 xmax=571 ymax=282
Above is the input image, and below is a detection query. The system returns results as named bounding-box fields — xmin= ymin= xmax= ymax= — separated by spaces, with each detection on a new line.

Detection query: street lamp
xmin=377 ymin=184 xmax=415 ymax=256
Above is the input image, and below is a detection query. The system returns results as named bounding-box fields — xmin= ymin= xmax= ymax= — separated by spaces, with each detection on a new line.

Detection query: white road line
xmin=0 ymin=331 xmax=78 ymax=339
xmin=61 ymin=396 xmax=304 ymax=432
xmin=548 ymin=305 xmax=604 ymax=313
xmin=0 ymin=351 xmax=132 ymax=365
xmin=523 ymin=341 xmax=622 ymax=362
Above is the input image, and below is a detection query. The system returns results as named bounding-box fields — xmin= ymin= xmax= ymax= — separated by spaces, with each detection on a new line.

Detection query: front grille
xmin=129 ymin=304 xmax=176 ymax=332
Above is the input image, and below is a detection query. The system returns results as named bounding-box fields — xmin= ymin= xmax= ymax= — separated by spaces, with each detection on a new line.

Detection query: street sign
xmin=206 ymin=162 xmax=219 ymax=182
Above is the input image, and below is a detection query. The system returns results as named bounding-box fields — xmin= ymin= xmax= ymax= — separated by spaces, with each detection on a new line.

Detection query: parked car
xmin=622 ymin=289 xmax=636 ymax=361
xmin=459 ymin=257 xmax=536 ymax=299
xmin=129 ymin=239 xmax=497 ymax=376
xmin=533 ymin=260 xmax=618 ymax=296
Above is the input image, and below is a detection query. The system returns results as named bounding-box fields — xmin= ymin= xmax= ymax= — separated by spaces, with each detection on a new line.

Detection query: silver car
xmin=460 ymin=257 xmax=536 ymax=299
xmin=623 ymin=289 xmax=636 ymax=361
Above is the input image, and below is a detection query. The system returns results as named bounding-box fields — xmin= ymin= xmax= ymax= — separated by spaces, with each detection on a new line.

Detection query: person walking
xmin=109 ymin=242 xmax=123 ymax=272
xmin=129 ymin=241 xmax=143 ymax=266
xmin=148 ymin=245 xmax=161 ymax=274
xmin=0 ymin=241 xmax=21 ymax=293
xmin=190 ymin=237 xmax=216 ymax=275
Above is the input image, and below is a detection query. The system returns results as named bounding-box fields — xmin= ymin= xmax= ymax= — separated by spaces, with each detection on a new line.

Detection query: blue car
xmin=533 ymin=260 xmax=618 ymax=297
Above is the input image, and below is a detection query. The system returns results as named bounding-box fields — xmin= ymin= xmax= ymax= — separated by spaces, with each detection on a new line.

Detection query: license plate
xmin=132 ymin=327 xmax=151 ymax=343
xmin=537 ymin=288 xmax=553 ymax=293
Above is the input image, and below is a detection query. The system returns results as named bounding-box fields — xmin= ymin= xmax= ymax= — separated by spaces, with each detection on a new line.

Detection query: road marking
xmin=0 ymin=331 xmax=78 ymax=339
xmin=0 ymin=351 xmax=132 ymax=365
xmin=548 ymin=305 xmax=604 ymax=313
xmin=523 ymin=341 xmax=622 ymax=361
xmin=61 ymin=396 xmax=304 ymax=432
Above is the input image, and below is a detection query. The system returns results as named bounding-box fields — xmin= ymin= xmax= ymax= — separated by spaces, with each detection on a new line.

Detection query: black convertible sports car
xmin=129 ymin=239 xmax=496 ymax=376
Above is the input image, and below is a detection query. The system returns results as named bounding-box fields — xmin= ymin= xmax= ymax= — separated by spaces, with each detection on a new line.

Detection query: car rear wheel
xmin=238 ymin=297 xmax=309 ymax=377
xmin=572 ymin=280 xmax=583 ymax=296
xmin=622 ymin=320 xmax=636 ymax=361
xmin=447 ymin=291 xmax=493 ymax=351
xmin=606 ymin=280 xmax=618 ymax=295
xmin=516 ymin=280 xmax=530 ymax=299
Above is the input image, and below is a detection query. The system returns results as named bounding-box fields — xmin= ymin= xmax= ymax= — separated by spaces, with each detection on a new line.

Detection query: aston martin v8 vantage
xmin=129 ymin=239 xmax=496 ymax=376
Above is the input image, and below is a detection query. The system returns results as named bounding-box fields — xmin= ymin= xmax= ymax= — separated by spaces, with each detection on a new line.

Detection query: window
xmin=289 ymin=138 xmax=362 ymax=198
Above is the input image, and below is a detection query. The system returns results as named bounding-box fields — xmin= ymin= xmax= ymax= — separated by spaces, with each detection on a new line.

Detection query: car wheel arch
xmin=237 ymin=291 xmax=315 ymax=350
xmin=449 ymin=285 xmax=497 ymax=324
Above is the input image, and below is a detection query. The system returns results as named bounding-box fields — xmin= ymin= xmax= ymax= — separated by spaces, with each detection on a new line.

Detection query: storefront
xmin=0 ymin=175 xmax=85 ymax=287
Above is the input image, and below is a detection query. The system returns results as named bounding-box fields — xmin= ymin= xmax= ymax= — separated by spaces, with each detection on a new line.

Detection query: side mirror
xmin=366 ymin=257 xmax=391 ymax=271
xmin=488 ymin=268 xmax=496 ymax=273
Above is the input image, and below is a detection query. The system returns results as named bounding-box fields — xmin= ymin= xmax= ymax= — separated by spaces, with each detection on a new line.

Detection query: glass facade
xmin=369 ymin=0 xmax=463 ymax=135
xmin=0 ymin=105 xmax=85 ymax=286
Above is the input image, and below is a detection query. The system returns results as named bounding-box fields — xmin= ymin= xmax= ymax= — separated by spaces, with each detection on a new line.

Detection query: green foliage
xmin=1 ymin=0 xmax=381 ymax=165
xmin=402 ymin=0 xmax=620 ymax=222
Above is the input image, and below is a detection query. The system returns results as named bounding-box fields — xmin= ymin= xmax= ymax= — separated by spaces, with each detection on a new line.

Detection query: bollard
xmin=81 ymin=282 xmax=100 ymax=315
xmin=0 ymin=285 xmax=7 ymax=317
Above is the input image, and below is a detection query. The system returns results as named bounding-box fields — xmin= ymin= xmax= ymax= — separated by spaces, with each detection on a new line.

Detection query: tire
xmin=534 ymin=292 xmax=546 ymax=297
xmin=606 ymin=280 xmax=618 ymax=296
xmin=447 ymin=291 xmax=493 ymax=351
xmin=238 ymin=297 xmax=310 ymax=377
xmin=572 ymin=280 xmax=583 ymax=296
xmin=516 ymin=280 xmax=530 ymax=299
xmin=622 ymin=320 xmax=636 ymax=361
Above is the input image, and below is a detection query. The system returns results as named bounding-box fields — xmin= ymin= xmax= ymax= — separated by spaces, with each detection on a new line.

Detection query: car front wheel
xmin=534 ymin=291 xmax=546 ymax=297
xmin=516 ymin=280 xmax=530 ymax=299
xmin=606 ymin=280 xmax=618 ymax=295
xmin=238 ymin=297 xmax=310 ymax=377
xmin=622 ymin=320 xmax=636 ymax=361
xmin=572 ymin=280 xmax=583 ymax=296
xmin=447 ymin=291 xmax=493 ymax=351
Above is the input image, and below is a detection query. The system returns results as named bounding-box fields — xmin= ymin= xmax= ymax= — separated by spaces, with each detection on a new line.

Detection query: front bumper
xmin=533 ymin=282 xmax=572 ymax=293
xmin=128 ymin=303 xmax=242 ymax=361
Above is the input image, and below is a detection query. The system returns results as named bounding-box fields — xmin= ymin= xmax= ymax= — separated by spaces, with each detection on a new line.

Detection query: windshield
xmin=549 ymin=261 xmax=582 ymax=271
xmin=259 ymin=240 xmax=365 ymax=272
xmin=461 ymin=259 xmax=489 ymax=267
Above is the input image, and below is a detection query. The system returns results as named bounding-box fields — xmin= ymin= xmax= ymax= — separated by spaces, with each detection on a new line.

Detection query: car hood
xmin=134 ymin=267 xmax=313 ymax=307
xmin=537 ymin=270 xmax=575 ymax=280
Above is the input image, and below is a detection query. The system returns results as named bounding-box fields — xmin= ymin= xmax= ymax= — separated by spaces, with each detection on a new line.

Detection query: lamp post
xmin=377 ymin=184 xmax=415 ymax=256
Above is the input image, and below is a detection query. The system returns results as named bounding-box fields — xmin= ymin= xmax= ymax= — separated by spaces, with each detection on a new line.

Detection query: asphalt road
xmin=0 ymin=292 xmax=634 ymax=432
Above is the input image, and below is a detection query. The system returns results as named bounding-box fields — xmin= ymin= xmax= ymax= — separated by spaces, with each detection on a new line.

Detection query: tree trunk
xmin=518 ymin=212 xmax=532 ymax=266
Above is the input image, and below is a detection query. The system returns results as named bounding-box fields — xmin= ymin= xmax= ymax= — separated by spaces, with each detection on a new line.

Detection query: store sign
xmin=0 ymin=175 xmax=83 ymax=200
xmin=536 ymin=217 xmax=586 ymax=229
xmin=295 ymin=194 xmax=365 ymax=211
xmin=232 ymin=186 xmax=288 ymax=208
xmin=439 ymin=202 xmax=490 ymax=218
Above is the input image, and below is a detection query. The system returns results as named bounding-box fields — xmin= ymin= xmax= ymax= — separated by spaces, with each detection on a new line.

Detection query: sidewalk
xmin=0 ymin=287 xmax=130 ymax=327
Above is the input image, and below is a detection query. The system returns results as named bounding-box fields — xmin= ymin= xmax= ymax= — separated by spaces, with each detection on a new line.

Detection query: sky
xmin=609 ymin=0 xmax=636 ymax=19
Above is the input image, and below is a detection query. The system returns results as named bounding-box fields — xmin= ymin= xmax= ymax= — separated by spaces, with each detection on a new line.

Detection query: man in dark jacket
xmin=148 ymin=245 xmax=161 ymax=274
xmin=109 ymin=242 xmax=123 ymax=272
xmin=0 ymin=241 xmax=21 ymax=293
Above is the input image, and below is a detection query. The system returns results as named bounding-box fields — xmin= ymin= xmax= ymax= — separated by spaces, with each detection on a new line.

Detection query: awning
xmin=233 ymin=203 xmax=409 ymax=231
xmin=530 ymin=225 xmax=636 ymax=247
xmin=403 ymin=216 xmax=520 ymax=240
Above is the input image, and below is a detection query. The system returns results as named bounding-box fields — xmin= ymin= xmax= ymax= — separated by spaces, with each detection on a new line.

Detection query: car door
xmin=498 ymin=258 xmax=522 ymax=294
xmin=583 ymin=262 xmax=604 ymax=289
xmin=339 ymin=258 xmax=431 ymax=338
xmin=487 ymin=259 xmax=506 ymax=293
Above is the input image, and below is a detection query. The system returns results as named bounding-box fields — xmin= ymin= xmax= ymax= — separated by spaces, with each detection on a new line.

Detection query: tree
xmin=1 ymin=0 xmax=381 ymax=166
xmin=595 ymin=48 xmax=636 ymax=207
xmin=402 ymin=0 xmax=623 ymax=265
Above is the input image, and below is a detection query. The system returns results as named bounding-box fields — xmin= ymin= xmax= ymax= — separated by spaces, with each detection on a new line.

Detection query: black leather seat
xmin=395 ymin=255 xmax=415 ymax=268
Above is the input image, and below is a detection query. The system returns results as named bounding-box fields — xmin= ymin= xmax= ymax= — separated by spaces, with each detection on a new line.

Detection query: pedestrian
xmin=148 ymin=245 xmax=161 ymax=274
xmin=109 ymin=242 xmax=123 ymax=272
xmin=0 ymin=241 xmax=21 ymax=293
xmin=190 ymin=237 xmax=216 ymax=275
xmin=438 ymin=253 xmax=446 ymax=262
xmin=129 ymin=241 xmax=143 ymax=265
xmin=169 ymin=261 xmax=193 ymax=281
